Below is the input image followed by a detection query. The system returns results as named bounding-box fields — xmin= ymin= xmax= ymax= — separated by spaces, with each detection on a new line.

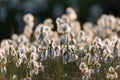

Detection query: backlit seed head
xmin=103 ymin=38 xmax=110 ymax=45
xmin=106 ymin=72 xmax=111 ymax=79
xmin=56 ymin=17 xmax=64 ymax=26
xmin=13 ymin=74 xmax=17 ymax=80
xmin=39 ymin=62 xmax=45 ymax=72
xmin=115 ymin=65 xmax=120 ymax=70
xmin=109 ymin=66 xmax=115 ymax=73
xmin=77 ymin=31 xmax=86 ymax=43
xmin=82 ymin=75 xmax=89 ymax=80
xmin=29 ymin=69 xmax=34 ymax=77
xmin=30 ymin=52 xmax=39 ymax=61
xmin=83 ymin=22 xmax=94 ymax=32
xmin=43 ymin=26 xmax=51 ymax=33
xmin=18 ymin=44 xmax=27 ymax=54
xmin=1 ymin=40 xmax=9 ymax=49
xmin=20 ymin=54 xmax=27 ymax=63
xmin=16 ymin=58 xmax=22 ymax=67
xmin=93 ymin=37 xmax=102 ymax=45
xmin=61 ymin=14 xmax=70 ymax=23
xmin=24 ymin=77 xmax=32 ymax=80
xmin=95 ymin=63 xmax=101 ymax=68
xmin=0 ymin=53 xmax=4 ymax=62
xmin=114 ymin=72 xmax=118 ymax=79
xmin=70 ymin=21 xmax=81 ymax=35
xmin=57 ymin=23 xmax=71 ymax=33
xmin=11 ymin=49 xmax=16 ymax=56
xmin=18 ymin=34 xmax=29 ymax=44
xmin=1 ymin=66 xmax=7 ymax=75
xmin=89 ymin=45 xmax=96 ymax=52
xmin=2 ymin=57 xmax=7 ymax=64
xmin=79 ymin=62 xmax=88 ymax=71
xmin=63 ymin=23 xmax=71 ymax=32
xmin=34 ymin=68 xmax=39 ymax=75
xmin=28 ymin=60 xmax=39 ymax=69
xmin=23 ymin=13 xmax=34 ymax=24
xmin=11 ymin=34 xmax=18 ymax=42
xmin=24 ymin=26 xmax=33 ymax=38
xmin=27 ymin=22 xmax=34 ymax=28
xmin=66 ymin=7 xmax=77 ymax=21
xmin=30 ymin=45 xmax=37 ymax=52
xmin=69 ymin=32 xmax=75 ymax=39
xmin=44 ymin=18 xmax=53 ymax=25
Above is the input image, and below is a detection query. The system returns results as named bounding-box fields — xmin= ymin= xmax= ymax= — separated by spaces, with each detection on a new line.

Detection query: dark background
xmin=0 ymin=0 xmax=120 ymax=41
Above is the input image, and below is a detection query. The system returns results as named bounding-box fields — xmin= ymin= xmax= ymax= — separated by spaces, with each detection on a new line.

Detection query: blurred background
xmin=0 ymin=0 xmax=120 ymax=41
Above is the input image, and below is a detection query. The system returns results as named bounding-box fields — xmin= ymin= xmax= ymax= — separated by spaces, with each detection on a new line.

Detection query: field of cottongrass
xmin=0 ymin=7 xmax=120 ymax=80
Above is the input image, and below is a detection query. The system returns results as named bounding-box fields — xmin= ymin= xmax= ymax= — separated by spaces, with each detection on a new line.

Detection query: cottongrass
xmin=0 ymin=7 xmax=120 ymax=80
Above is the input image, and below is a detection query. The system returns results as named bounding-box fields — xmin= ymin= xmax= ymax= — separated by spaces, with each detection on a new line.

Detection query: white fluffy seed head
xmin=30 ymin=45 xmax=37 ymax=52
xmin=20 ymin=54 xmax=27 ymax=63
xmin=1 ymin=40 xmax=10 ymax=49
xmin=11 ymin=34 xmax=18 ymax=42
xmin=23 ymin=13 xmax=34 ymax=24
xmin=114 ymin=72 xmax=118 ymax=79
xmin=18 ymin=34 xmax=29 ymax=44
xmin=115 ymin=65 xmax=120 ymax=70
xmin=89 ymin=45 xmax=96 ymax=52
xmin=44 ymin=18 xmax=53 ymax=25
xmin=13 ymin=74 xmax=17 ymax=80
xmin=79 ymin=62 xmax=88 ymax=72
xmin=0 ymin=49 xmax=6 ymax=62
xmin=44 ymin=18 xmax=54 ymax=29
xmin=16 ymin=58 xmax=22 ymax=67
xmin=66 ymin=7 xmax=77 ymax=21
xmin=1 ymin=66 xmax=7 ymax=75
xmin=61 ymin=14 xmax=70 ymax=23
xmin=70 ymin=21 xmax=81 ymax=35
xmin=24 ymin=77 xmax=32 ymax=80
xmin=57 ymin=23 xmax=71 ymax=33
xmin=34 ymin=68 xmax=39 ymax=75
xmin=95 ymin=63 xmax=101 ymax=68
xmin=39 ymin=62 xmax=44 ymax=72
xmin=30 ymin=52 xmax=39 ymax=61
xmin=106 ymin=72 xmax=111 ymax=79
xmin=83 ymin=22 xmax=94 ymax=32
xmin=2 ymin=57 xmax=7 ymax=65
xmin=109 ymin=66 xmax=115 ymax=73
xmin=11 ymin=49 xmax=16 ymax=56
xmin=29 ymin=69 xmax=34 ymax=77
xmin=56 ymin=18 xmax=64 ymax=26
xmin=24 ymin=26 xmax=33 ymax=38
xmin=29 ymin=60 xmax=39 ymax=69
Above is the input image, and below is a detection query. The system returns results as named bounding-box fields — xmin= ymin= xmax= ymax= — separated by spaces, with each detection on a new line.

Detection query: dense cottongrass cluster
xmin=0 ymin=7 xmax=120 ymax=80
